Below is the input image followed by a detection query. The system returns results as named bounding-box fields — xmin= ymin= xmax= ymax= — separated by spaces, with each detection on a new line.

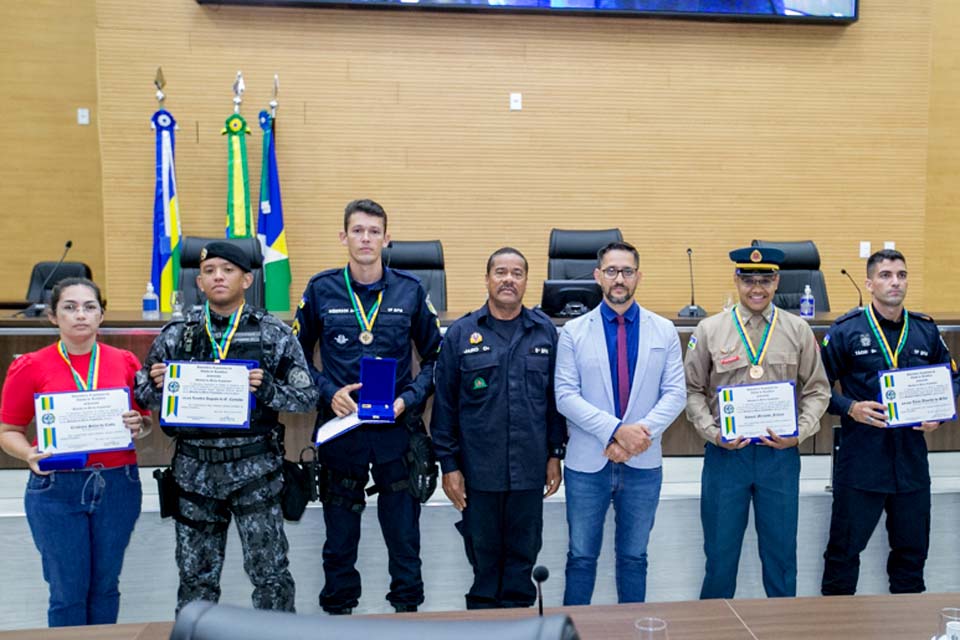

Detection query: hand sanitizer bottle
xmin=799 ymin=284 xmax=815 ymax=319
xmin=142 ymin=282 xmax=160 ymax=320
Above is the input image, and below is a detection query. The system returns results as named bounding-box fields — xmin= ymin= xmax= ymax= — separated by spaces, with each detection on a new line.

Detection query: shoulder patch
xmin=821 ymin=333 xmax=830 ymax=347
xmin=687 ymin=335 xmax=697 ymax=350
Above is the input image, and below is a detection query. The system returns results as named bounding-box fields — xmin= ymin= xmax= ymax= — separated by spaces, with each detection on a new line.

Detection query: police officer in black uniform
xmin=819 ymin=249 xmax=959 ymax=596
xmin=431 ymin=247 xmax=566 ymax=609
xmin=294 ymin=199 xmax=442 ymax=614
xmin=134 ymin=241 xmax=318 ymax=613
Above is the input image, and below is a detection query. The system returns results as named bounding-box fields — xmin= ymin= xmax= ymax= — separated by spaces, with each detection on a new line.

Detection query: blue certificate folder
xmin=159 ymin=359 xmax=258 ymax=429
xmin=358 ymin=357 xmax=397 ymax=422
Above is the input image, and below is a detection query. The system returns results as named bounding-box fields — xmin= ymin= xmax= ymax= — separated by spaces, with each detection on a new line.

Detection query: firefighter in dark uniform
xmin=820 ymin=249 xmax=960 ymax=596
xmin=134 ymin=241 xmax=318 ymax=613
xmin=430 ymin=247 xmax=566 ymax=609
xmin=294 ymin=199 xmax=442 ymax=614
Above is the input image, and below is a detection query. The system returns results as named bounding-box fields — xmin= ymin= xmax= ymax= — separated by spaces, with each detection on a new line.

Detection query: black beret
xmin=199 ymin=241 xmax=252 ymax=273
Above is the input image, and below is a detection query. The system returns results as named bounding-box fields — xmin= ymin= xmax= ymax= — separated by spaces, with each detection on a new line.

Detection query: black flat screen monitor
xmin=540 ymin=279 xmax=602 ymax=318
xmin=197 ymin=0 xmax=858 ymax=23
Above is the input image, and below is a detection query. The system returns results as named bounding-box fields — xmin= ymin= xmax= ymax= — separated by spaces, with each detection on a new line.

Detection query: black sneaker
xmin=393 ymin=604 xmax=418 ymax=613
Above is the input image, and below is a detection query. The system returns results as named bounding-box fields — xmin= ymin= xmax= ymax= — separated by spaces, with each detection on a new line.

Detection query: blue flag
xmin=256 ymin=111 xmax=291 ymax=312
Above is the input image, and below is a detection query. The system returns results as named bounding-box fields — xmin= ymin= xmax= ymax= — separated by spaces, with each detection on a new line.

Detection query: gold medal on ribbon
xmin=732 ymin=305 xmax=779 ymax=380
xmin=344 ymin=268 xmax=383 ymax=347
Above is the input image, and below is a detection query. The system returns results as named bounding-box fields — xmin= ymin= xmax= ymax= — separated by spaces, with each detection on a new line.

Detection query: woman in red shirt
xmin=0 ymin=277 xmax=151 ymax=627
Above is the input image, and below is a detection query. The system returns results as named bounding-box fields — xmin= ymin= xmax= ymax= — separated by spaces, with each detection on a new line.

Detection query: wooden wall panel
xmin=92 ymin=0 xmax=935 ymax=314
xmin=925 ymin=0 xmax=960 ymax=312
xmin=0 ymin=1 xmax=104 ymax=302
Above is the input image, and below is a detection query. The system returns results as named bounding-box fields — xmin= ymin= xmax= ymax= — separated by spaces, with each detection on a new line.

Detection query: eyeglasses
xmin=738 ymin=276 xmax=777 ymax=287
xmin=59 ymin=303 xmax=101 ymax=315
xmin=600 ymin=267 xmax=638 ymax=280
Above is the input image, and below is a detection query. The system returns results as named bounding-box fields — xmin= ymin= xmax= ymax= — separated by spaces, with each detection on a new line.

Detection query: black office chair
xmin=382 ymin=240 xmax=447 ymax=311
xmin=25 ymin=262 xmax=93 ymax=304
xmin=171 ymin=601 xmax=580 ymax=640
xmin=178 ymin=236 xmax=265 ymax=308
xmin=547 ymin=229 xmax=624 ymax=280
xmin=751 ymin=239 xmax=830 ymax=312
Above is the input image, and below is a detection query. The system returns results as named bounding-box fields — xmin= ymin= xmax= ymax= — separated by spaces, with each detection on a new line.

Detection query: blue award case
xmin=358 ymin=357 xmax=397 ymax=423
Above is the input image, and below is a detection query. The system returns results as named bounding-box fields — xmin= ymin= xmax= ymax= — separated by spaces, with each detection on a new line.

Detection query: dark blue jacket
xmin=821 ymin=306 xmax=960 ymax=492
xmin=430 ymin=305 xmax=567 ymax=492
xmin=294 ymin=266 xmax=442 ymax=462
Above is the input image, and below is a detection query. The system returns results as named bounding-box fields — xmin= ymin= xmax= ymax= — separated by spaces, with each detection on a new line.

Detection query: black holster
xmin=153 ymin=467 xmax=178 ymax=519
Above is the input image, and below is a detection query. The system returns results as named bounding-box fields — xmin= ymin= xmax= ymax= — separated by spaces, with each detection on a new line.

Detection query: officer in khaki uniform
xmin=684 ymin=246 xmax=830 ymax=599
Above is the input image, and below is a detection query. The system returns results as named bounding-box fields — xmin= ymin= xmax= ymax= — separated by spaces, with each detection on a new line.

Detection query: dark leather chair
xmin=382 ymin=240 xmax=447 ymax=311
xmin=751 ymin=239 xmax=830 ymax=312
xmin=25 ymin=262 xmax=93 ymax=304
xmin=171 ymin=601 xmax=581 ymax=640
xmin=179 ymin=236 xmax=265 ymax=308
xmin=548 ymin=229 xmax=624 ymax=280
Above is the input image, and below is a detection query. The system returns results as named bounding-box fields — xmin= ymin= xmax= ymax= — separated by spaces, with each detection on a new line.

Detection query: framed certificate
xmin=160 ymin=360 xmax=256 ymax=429
xmin=717 ymin=380 xmax=798 ymax=442
xmin=34 ymin=387 xmax=134 ymax=456
xmin=878 ymin=364 xmax=957 ymax=428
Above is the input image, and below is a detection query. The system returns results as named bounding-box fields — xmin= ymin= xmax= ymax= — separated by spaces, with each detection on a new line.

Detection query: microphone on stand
xmin=840 ymin=268 xmax=863 ymax=309
xmin=532 ymin=565 xmax=549 ymax=617
xmin=678 ymin=247 xmax=707 ymax=318
xmin=19 ymin=241 xmax=74 ymax=318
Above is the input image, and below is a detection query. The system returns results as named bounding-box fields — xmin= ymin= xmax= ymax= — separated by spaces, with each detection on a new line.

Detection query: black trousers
xmin=460 ymin=488 xmax=543 ymax=609
xmin=821 ymin=484 xmax=930 ymax=596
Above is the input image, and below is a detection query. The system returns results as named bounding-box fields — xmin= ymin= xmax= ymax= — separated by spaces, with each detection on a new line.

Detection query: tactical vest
xmin=167 ymin=308 xmax=280 ymax=439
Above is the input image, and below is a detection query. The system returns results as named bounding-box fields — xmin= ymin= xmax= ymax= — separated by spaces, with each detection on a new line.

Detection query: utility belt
xmin=154 ymin=425 xmax=313 ymax=526
xmin=176 ymin=438 xmax=278 ymax=463
xmin=310 ymin=417 xmax=439 ymax=514
xmin=152 ymin=466 xmax=282 ymax=534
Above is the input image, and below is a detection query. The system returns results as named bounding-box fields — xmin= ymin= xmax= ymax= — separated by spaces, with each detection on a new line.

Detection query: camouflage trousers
xmin=174 ymin=480 xmax=295 ymax=613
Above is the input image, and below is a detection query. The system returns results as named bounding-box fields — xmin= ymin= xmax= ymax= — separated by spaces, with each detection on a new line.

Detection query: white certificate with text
xmin=160 ymin=361 xmax=253 ymax=429
xmin=879 ymin=364 xmax=957 ymax=428
xmin=34 ymin=387 xmax=133 ymax=455
xmin=717 ymin=380 xmax=798 ymax=442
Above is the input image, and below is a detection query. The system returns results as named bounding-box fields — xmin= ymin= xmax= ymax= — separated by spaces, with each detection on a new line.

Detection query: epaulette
xmin=306 ymin=268 xmax=342 ymax=284
xmin=907 ymin=309 xmax=935 ymax=323
xmin=834 ymin=308 xmax=862 ymax=325
xmin=528 ymin=306 xmax=554 ymax=326
xmin=388 ymin=267 xmax=422 ymax=284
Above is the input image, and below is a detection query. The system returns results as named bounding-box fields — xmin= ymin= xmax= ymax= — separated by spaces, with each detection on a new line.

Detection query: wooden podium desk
xmin=1 ymin=593 xmax=957 ymax=640
xmin=2 ymin=310 xmax=959 ymax=468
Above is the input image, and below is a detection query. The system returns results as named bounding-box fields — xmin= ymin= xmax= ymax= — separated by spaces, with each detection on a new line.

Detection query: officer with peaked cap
xmin=684 ymin=246 xmax=830 ymax=599
xmin=135 ymin=240 xmax=318 ymax=613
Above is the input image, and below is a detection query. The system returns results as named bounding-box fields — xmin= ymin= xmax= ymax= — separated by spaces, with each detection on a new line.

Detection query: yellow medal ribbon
xmin=732 ymin=305 xmax=779 ymax=366
xmin=864 ymin=304 xmax=909 ymax=369
xmin=204 ymin=301 xmax=244 ymax=361
xmin=343 ymin=267 xmax=383 ymax=334
xmin=57 ymin=340 xmax=100 ymax=391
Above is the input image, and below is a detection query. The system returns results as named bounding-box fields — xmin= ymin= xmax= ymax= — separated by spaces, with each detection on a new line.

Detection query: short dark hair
xmin=486 ymin=247 xmax=528 ymax=274
xmin=866 ymin=249 xmax=906 ymax=277
xmin=597 ymin=241 xmax=640 ymax=268
xmin=48 ymin=277 xmax=105 ymax=313
xmin=343 ymin=199 xmax=387 ymax=232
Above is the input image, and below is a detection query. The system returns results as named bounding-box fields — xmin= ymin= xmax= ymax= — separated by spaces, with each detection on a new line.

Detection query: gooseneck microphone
xmin=19 ymin=240 xmax=74 ymax=318
xmin=840 ymin=268 xmax=863 ymax=309
xmin=533 ymin=565 xmax=549 ymax=617
xmin=678 ymin=247 xmax=707 ymax=318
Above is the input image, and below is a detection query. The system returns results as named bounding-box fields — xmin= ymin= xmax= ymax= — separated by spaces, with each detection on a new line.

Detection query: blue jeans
xmin=25 ymin=465 xmax=142 ymax=627
xmin=700 ymin=444 xmax=800 ymax=599
xmin=563 ymin=463 xmax=662 ymax=605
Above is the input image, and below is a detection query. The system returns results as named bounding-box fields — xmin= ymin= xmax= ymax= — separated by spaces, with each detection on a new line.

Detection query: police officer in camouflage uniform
xmin=294 ymin=199 xmax=442 ymax=614
xmin=134 ymin=241 xmax=318 ymax=614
